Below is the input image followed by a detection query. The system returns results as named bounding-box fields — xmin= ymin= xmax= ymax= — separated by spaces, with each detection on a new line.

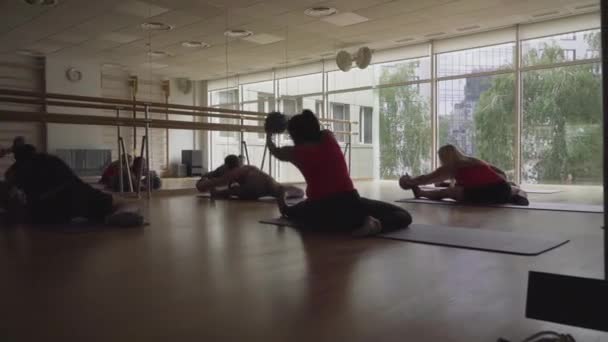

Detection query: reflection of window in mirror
xmin=331 ymin=102 xmax=350 ymax=143
xmin=257 ymin=93 xmax=274 ymax=139
xmin=359 ymin=107 xmax=373 ymax=144
xmin=218 ymin=89 xmax=239 ymax=139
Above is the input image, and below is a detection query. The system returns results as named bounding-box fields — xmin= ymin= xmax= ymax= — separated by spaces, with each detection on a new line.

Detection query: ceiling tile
xmin=242 ymin=33 xmax=285 ymax=45
xmin=99 ymin=32 xmax=141 ymax=43
xmin=321 ymin=12 xmax=370 ymax=26
xmin=114 ymin=1 xmax=170 ymax=18
xmin=49 ymin=31 xmax=90 ymax=44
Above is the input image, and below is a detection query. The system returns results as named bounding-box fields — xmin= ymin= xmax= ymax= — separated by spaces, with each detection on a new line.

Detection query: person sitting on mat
xmin=265 ymin=109 xmax=412 ymax=237
xmin=100 ymin=154 xmax=133 ymax=191
xmin=131 ymin=157 xmax=162 ymax=191
xmin=3 ymin=143 xmax=143 ymax=226
xmin=196 ymin=154 xmax=304 ymax=200
xmin=198 ymin=154 xmax=246 ymax=182
xmin=399 ymin=144 xmax=515 ymax=204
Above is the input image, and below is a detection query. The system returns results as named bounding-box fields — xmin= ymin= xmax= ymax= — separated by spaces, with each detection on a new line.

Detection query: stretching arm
xmin=409 ymin=167 xmax=453 ymax=186
xmin=197 ymin=168 xmax=244 ymax=192
xmin=266 ymin=134 xmax=295 ymax=162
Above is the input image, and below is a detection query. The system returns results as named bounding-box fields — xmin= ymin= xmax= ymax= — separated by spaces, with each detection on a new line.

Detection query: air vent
xmin=574 ymin=3 xmax=599 ymax=10
xmin=224 ymin=29 xmax=253 ymax=38
xmin=395 ymin=37 xmax=415 ymax=43
xmin=457 ymin=25 xmax=481 ymax=32
xmin=531 ymin=11 xmax=560 ymax=18
xmin=147 ymin=51 xmax=171 ymax=58
xmin=425 ymin=32 xmax=446 ymax=38
xmin=141 ymin=22 xmax=174 ymax=31
xmin=182 ymin=41 xmax=210 ymax=48
xmin=16 ymin=49 xmax=44 ymax=57
xmin=22 ymin=0 xmax=58 ymax=6
xmin=304 ymin=7 xmax=337 ymax=17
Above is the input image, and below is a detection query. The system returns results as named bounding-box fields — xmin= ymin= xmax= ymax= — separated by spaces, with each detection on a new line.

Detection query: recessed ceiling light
xmin=181 ymin=41 xmax=211 ymax=48
xmin=147 ymin=50 xmax=171 ymax=58
xmin=16 ymin=49 xmax=44 ymax=57
xmin=224 ymin=29 xmax=253 ymax=38
xmin=304 ymin=7 xmax=337 ymax=18
xmin=141 ymin=22 xmax=174 ymax=31
xmin=22 ymin=0 xmax=58 ymax=6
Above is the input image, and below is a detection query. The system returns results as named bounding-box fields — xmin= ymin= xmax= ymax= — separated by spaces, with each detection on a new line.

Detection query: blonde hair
xmin=437 ymin=144 xmax=469 ymax=167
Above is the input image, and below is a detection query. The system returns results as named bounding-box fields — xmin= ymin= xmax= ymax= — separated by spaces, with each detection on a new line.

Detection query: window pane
xmin=360 ymin=107 xmax=373 ymax=144
xmin=438 ymin=74 xmax=515 ymax=175
xmin=327 ymin=67 xmax=374 ymax=91
xmin=378 ymin=83 xmax=432 ymax=179
xmin=210 ymin=88 xmax=238 ymax=106
xmin=329 ymin=102 xmax=350 ymax=142
xmin=209 ymin=89 xmax=240 ymax=169
xmin=327 ymin=89 xmax=375 ymax=179
xmin=374 ymin=57 xmax=430 ymax=85
xmin=242 ymin=81 xmax=273 ymax=102
xmin=522 ymin=63 xmax=602 ymax=185
xmin=278 ymin=73 xmax=322 ymax=97
xmin=521 ymin=29 xmax=600 ymax=67
xmin=437 ymin=43 xmax=514 ymax=77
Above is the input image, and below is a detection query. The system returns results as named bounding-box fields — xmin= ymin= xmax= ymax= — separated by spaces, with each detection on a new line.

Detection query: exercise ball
xmin=264 ymin=111 xmax=288 ymax=134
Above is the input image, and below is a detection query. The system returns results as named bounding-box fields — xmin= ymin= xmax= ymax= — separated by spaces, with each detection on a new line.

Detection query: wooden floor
xmin=0 ymin=181 xmax=606 ymax=341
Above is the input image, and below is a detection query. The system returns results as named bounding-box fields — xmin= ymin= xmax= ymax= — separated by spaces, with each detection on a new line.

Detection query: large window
xmin=521 ymin=29 xmax=600 ymax=67
xmin=378 ymin=83 xmax=432 ymax=179
xmin=437 ymin=43 xmax=514 ymax=77
xmin=438 ymin=75 xmax=516 ymax=175
xmin=522 ymin=63 xmax=602 ymax=184
xmin=206 ymin=16 xmax=602 ymax=189
xmin=375 ymin=57 xmax=431 ymax=84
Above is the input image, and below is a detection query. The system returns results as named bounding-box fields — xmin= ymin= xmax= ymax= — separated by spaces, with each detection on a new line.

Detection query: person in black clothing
xmin=2 ymin=143 xmax=142 ymax=226
xmin=196 ymin=154 xmax=245 ymax=192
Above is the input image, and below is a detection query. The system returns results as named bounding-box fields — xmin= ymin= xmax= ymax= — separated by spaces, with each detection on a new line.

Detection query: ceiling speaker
xmin=335 ymin=47 xmax=372 ymax=72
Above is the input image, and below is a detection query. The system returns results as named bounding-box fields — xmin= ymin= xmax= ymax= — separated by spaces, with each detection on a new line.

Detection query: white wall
xmin=167 ymin=78 xmax=195 ymax=174
xmin=0 ymin=54 xmax=44 ymax=178
xmin=45 ymin=57 xmax=111 ymax=153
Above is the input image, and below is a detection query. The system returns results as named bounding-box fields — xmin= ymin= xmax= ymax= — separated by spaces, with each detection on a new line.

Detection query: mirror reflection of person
xmin=196 ymin=155 xmax=304 ymax=200
xmin=0 ymin=138 xmax=143 ymax=227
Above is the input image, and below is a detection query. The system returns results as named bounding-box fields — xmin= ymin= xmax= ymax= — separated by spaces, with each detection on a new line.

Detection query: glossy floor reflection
xmin=0 ymin=181 xmax=605 ymax=341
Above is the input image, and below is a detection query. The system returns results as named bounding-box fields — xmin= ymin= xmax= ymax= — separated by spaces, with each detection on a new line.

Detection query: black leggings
xmin=29 ymin=182 xmax=114 ymax=224
xmin=284 ymin=190 xmax=412 ymax=233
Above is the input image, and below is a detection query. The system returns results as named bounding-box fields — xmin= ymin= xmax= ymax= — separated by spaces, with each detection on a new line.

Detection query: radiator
xmin=56 ymin=149 xmax=112 ymax=177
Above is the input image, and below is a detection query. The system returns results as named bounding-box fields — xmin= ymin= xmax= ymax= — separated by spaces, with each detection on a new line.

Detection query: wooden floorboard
xmin=0 ymin=181 xmax=605 ymax=341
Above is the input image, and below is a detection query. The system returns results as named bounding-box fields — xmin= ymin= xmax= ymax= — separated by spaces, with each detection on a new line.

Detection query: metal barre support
xmin=119 ymin=137 xmax=134 ymax=193
xmin=145 ymin=105 xmax=151 ymax=199
xmin=117 ymin=108 xmax=123 ymax=194
xmin=241 ymin=140 xmax=250 ymax=165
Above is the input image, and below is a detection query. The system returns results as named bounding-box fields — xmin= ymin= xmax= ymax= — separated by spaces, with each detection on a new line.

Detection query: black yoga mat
xmin=396 ymin=198 xmax=602 ymax=213
xmin=198 ymin=194 xmax=304 ymax=205
xmin=259 ymin=218 xmax=569 ymax=256
xmin=197 ymin=194 xmax=276 ymax=202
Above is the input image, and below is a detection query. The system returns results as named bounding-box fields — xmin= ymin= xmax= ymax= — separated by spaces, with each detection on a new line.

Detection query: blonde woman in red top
xmin=400 ymin=144 xmax=513 ymax=204
xmin=266 ymin=110 xmax=412 ymax=236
